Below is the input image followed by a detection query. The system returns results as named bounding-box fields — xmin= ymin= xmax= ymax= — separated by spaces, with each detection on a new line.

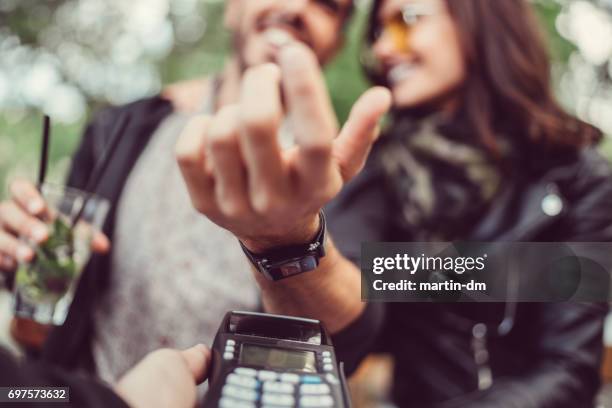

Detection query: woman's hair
xmin=364 ymin=0 xmax=602 ymax=153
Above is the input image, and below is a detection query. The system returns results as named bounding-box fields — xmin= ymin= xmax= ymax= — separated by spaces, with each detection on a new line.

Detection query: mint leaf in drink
xmin=16 ymin=217 xmax=78 ymax=302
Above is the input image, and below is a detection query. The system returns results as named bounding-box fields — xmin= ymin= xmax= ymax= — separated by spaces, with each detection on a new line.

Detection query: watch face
xmin=276 ymin=255 xmax=318 ymax=278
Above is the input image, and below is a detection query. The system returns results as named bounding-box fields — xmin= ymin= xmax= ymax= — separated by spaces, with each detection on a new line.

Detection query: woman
xmin=327 ymin=0 xmax=612 ymax=406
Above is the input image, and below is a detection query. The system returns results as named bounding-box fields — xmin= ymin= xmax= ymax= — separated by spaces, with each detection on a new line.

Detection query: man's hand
xmin=0 ymin=179 xmax=110 ymax=276
xmin=114 ymin=344 xmax=210 ymax=408
xmin=176 ymin=43 xmax=391 ymax=252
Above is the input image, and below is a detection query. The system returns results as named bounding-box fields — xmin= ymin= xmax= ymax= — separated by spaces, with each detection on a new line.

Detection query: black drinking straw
xmin=38 ymin=115 xmax=51 ymax=190
xmin=70 ymin=114 xmax=130 ymax=227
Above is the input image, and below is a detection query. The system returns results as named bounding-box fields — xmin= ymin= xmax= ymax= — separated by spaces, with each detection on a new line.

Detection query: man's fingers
xmin=9 ymin=179 xmax=47 ymax=217
xmin=0 ymin=253 xmax=16 ymax=273
xmin=279 ymin=43 xmax=338 ymax=148
xmin=208 ymin=106 xmax=250 ymax=217
xmin=181 ymin=344 xmax=211 ymax=385
xmin=176 ymin=115 xmax=217 ymax=214
xmin=0 ymin=201 xmax=48 ymax=245
xmin=334 ymin=87 xmax=392 ymax=182
xmin=279 ymin=43 xmax=340 ymax=199
xmin=0 ymin=230 xmax=24 ymax=270
xmin=239 ymin=63 xmax=288 ymax=212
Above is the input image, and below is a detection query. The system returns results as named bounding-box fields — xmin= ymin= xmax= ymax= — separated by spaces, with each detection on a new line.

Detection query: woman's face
xmin=373 ymin=0 xmax=466 ymax=110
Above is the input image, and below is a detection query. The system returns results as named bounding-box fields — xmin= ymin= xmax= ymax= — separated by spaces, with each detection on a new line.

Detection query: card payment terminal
xmin=202 ymin=311 xmax=352 ymax=408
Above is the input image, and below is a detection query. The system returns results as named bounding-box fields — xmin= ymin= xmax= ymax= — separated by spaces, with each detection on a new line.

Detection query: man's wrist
xmin=239 ymin=211 xmax=327 ymax=281
xmin=239 ymin=213 xmax=321 ymax=253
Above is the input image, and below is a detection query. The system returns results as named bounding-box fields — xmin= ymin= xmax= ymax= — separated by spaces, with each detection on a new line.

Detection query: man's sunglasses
xmin=313 ymin=0 xmax=343 ymax=13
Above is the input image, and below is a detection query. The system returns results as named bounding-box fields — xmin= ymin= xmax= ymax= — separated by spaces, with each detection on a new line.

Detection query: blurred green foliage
xmin=0 ymin=0 xmax=609 ymax=200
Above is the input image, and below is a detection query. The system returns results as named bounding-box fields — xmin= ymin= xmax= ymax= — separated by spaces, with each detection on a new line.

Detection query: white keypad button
xmin=321 ymin=351 xmax=331 ymax=358
xmin=219 ymin=397 xmax=255 ymax=408
xmin=322 ymin=357 xmax=332 ymax=365
xmin=300 ymin=384 xmax=331 ymax=395
xmin=226 ymin=374 xmax=258 ymax=389
xmin=234 ymin=367 xmax=257 ymax=377
xmin=280 ymin=373 xmax=300 ymax=384
xmin=222 ymin=385 xmax=258 ymax=402
xmin=258 ymin=370 xmax=279 ymax=381
xmin=299 ymin=395 xmax=334 ymax=407
xmin=226 ymin=339 xmax=236 ymax=346
xmin=224 ymin=352 xmax=235 ymax=360
xmin=323 ymin=364 xmax=333 ymax=371
xmin=262 ymin=393 xmax=295 ymax=406
xmin=263 ymin=381 xmax=294 ymax=394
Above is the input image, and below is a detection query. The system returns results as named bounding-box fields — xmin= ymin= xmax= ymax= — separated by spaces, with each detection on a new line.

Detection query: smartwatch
xmin=239 ymin=211 xmax=327 ymax=281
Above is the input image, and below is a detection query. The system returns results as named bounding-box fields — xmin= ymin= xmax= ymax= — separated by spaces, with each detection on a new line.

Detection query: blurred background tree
xmin=1 ymin=0 xmax=611 ymax=198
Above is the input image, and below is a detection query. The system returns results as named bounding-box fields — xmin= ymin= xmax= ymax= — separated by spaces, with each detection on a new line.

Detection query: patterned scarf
xmin=379 ymin=114 xmax=504 ymax=240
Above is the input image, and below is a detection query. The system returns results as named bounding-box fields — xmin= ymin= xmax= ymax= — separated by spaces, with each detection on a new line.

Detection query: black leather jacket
xmin=327 ymin=140 xmax=612 ymax=407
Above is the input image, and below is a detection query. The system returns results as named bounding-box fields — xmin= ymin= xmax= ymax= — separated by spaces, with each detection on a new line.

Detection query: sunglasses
xmin=313 ymin=0 xmax=343 ymax=14
xmin=376 ymin=2 xmax=441 ymax=53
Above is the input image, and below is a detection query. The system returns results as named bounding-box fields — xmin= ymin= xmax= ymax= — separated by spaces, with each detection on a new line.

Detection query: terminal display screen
xmin=240 ymin=344 xmax=317 ymax=373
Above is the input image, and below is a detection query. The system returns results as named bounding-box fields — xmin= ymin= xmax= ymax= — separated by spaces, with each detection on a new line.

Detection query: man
xmin=0 ymin=0 xmax=359 ymax=381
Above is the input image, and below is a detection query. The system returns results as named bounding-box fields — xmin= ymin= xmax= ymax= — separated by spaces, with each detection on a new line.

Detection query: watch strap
xmin=239 ymin=211 xmax=327 ymax=281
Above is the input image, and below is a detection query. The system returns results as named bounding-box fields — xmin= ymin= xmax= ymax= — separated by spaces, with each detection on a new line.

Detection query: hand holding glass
xmin=13 ymin=184 xmax=109 ymax=325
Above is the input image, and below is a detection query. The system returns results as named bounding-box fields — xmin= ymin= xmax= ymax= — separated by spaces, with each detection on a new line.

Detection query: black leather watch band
xmin=239 ymin=211 xmax=327 ymax=281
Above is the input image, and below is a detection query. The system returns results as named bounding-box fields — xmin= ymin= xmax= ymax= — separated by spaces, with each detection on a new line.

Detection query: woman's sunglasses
xmin=376 ymin=2 xmax=441 ymax=53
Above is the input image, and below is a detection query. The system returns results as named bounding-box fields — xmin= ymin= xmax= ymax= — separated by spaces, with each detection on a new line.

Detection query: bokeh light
xmin=0 ymin=0 xmax=611 ymax=197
